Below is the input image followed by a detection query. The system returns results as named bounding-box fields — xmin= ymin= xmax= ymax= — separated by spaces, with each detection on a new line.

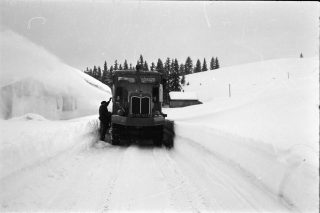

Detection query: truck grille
xmin=132 ymin=97 xmax=140 ymax=114
xmin=131 ymin=96 xmax=150 ymax=116
xmin=141 ymin=97 xmax=150 ymax=114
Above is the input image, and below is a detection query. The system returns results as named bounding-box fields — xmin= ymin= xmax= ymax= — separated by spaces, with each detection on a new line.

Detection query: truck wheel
xmin=154 ymin=126 xmax=163 ymax=147
xmin=111 ymin=124 xmax=120 ymax=145
xmin=163 ymin=120 xmax=175 ymax=149
xmin=111 ymin=135 xmax=120 ymax=145
xmin=154 ymin=138 xmax=162 ymax=147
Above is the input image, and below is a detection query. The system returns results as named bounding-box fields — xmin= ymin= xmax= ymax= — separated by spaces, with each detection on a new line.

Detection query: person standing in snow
xmin=99 ymin=97 xmax=112 ymax=141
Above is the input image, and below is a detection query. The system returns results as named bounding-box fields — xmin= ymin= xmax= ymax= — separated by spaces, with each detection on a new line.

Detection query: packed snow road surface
xmin=1 ymin=135 xmax=292 ymax=212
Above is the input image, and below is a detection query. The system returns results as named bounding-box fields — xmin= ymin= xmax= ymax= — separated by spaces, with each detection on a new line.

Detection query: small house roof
xmin=169 ymin=91 xmax=198 ymax=100
xmin=113 ymin=70 xmax=161 ymax=76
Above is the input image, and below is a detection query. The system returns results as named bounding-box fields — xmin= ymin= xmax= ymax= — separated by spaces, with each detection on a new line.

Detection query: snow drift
xmin=0 ymin=116 xmax=99 ymax=180
xmin=166 ymin=57 xmax=319 ymax=212
xmin=0 ymin=30 xmax=111 ymax=120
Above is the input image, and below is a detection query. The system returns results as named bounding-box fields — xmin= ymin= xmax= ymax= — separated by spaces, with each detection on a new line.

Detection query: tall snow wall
xmin=0 ymin=30 xmax=111 ymax=120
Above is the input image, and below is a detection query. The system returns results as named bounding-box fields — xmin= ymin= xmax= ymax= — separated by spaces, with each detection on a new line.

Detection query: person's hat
xmin=101 ymin=101 xmax=107 ymax=104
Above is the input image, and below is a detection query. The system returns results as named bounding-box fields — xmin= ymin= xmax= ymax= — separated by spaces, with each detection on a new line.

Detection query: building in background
xmin=169 ymin=91 xmax=202 ymax=108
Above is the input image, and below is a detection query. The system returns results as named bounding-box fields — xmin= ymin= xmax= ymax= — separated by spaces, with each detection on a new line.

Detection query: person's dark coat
xmin=99 ymin=99 xmax=111 ymax=141
xmin=99 ymin=100 xmax=111 ymax=123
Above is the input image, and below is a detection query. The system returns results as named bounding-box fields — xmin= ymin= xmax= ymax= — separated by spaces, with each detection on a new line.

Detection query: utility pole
xmin=229 ymin=83 xmax=231 ymax=98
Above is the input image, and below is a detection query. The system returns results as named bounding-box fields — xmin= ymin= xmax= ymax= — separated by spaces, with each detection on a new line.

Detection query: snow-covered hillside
xmin=0 ymin=30 xmax=111 ymax=120
xmin=181 ymin=58 xmax=317 ymax=102
xmin=170 ymin=57 xmax=318 ymax=155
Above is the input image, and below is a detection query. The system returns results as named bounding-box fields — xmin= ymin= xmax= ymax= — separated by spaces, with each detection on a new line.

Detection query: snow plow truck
xmin=110 ymin=69 xmax=174 ymax=148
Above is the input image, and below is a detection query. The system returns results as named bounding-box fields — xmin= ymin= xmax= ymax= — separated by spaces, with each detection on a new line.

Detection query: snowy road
xmin=1 ymin=133 xmax=292 ymax=212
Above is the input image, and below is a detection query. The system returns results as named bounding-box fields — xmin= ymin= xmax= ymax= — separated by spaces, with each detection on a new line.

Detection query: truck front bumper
xmin=111 ymin=115 xmax=165 ymax=127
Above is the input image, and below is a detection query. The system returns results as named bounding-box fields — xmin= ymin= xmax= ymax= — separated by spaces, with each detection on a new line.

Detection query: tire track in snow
xmin=102 ymin=146 xmax=128 ymax=212
xmin=100 ymin=146 xmax=171 ymax=212
xmin=173 ymin=134 xmax=293 ymax=212
xmin=152 ymin=147 xmax=206 ymax=212
xmin=45 ymin=144 xmax=127 ymax=211
xmin=173 ymin=136 xmax=259 ymax=210
xmin=0 ymin=142 xmax=129 ymax=212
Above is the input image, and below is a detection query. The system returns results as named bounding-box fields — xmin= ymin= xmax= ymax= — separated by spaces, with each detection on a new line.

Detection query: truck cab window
xmin=152 ymin=87 xmax=159 ymax=102
xmin=115 ymin=87 xmax=123 ymax=99
xmin=115 ymin=86 xmax=128 ymax=104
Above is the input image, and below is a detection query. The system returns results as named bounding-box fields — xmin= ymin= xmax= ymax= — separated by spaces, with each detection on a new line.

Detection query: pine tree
xmin=170 ymin=58 xmax=175 ymax=75
xmin=108 ymin=65 xmax=114 ymax=86
xmin=143 ymin=61 xmax=149 ymax=71
xmin=102 ymin=67 xmax=108 ymax=84
xmin=181 ymin=74 xmax=186 ymax=86
xmin=93 ymin=66 xmax=98 ymax=79
xmin=97 ymin=66 xmax=102 ymax=80
xmin=150 ymin=62 xmax=155 ymax=71
xmin=179 ymin=63 xmax=185 ymax=75
xmin=123 ymin=60 xmax=128 ymax=70
xmin=156 ymin=59 xmax=164 ymax=74
xmin=215 ymin=57 xmax=220 ymax=69
xmin=169 ymin=58 xmax=181 ymax=91
xmin=136 ymin=54 xmax=146 ymax=71
xmin=139 ymin=54 xmax=144 ymax=66
xmin=119 ymin=64 xmax=123 ymax=70
xmin=202 ymin=58 xmax=208 ymax=72
xmin=129 ymin=63 xmax=133 ymax=70
xmin=210 ymin=57 xmax=215 ymax=70
xmin=164 ymin=58 xmax=171 ymax=78
xmin=163 ymin=58 xmax=171 ymax=104
xmin=84 ymin=67 xmax=90 ymax=75
xmin=174 ymin=59 xmax=179 ymax=74
xmin=136 ymin=60 xmax=143 ymax=71
xmin=300 ymin=53 xmax=303 ymax=58
xmin=194 ymin=59 xmax=201 ymax=73
xmin=103 ymin=61 xmax=108 ymax=73
xmin=114 ymin=60 xmax=118 ymax=70
xmin=185 ymin=56 xmax=193 ymax=74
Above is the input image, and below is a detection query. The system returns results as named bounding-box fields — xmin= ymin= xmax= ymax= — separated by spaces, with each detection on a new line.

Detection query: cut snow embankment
xmin=165 ymin=57 xmax=319 ymax=212
xmin=0 ymin=30 xmax=109 ymax=179
xmin=0 ymin=30 xmax=111 ymax=120
xmin=0 ymin=115 xmax=100 ymax=180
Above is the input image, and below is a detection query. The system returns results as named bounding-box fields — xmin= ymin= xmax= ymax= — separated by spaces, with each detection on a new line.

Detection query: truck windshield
xmin=141 ymin=77 xmax=156 ymax=83
xmin=118 ymin=77 xmax=136 ymax=83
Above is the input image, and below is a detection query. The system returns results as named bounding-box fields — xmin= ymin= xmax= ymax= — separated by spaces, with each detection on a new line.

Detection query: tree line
xmin=84 ymin=55 xmax=220 ymax=104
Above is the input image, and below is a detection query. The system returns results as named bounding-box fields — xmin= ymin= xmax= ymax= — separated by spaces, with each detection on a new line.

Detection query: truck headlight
xmin=117 ymin=109 xmax=124 ymax=116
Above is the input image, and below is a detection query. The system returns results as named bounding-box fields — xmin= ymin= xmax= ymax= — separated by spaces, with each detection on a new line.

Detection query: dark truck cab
xmin=111 ymin=70 xmax=173 ymax=147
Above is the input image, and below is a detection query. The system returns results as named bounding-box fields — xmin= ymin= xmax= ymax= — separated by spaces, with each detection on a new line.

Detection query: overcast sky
xmin=1 ymin=1 xmax=318 ymax=70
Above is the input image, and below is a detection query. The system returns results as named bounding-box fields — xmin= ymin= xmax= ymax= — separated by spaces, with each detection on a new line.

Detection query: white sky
xmin=0 ymin=1 xmax=318 ymax=70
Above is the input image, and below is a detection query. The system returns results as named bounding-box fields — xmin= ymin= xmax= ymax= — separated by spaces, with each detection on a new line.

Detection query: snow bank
xmin=0 ymin=30 xmax=111 ymax=120
xmin=175 ymin=123 xmax=318 ymax=212
xmin=165 ymin=57 xmax=319 ymax=212
xmin=0 ymin=115 xmax=100 ymax=179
